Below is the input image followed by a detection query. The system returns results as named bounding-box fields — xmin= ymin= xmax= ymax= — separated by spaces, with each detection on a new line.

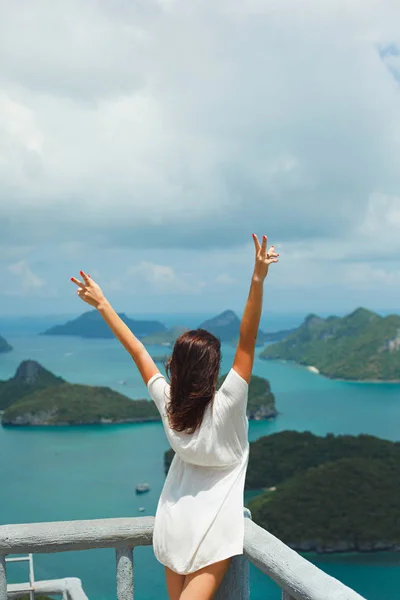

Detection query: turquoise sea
xmin=0 ymin=313 xmax=400 ymax=600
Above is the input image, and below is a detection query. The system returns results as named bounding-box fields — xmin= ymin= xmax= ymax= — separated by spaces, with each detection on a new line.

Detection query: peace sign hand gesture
xmin=70 ymin=271 xmax=106 ymax=309
xmin=252 ymin=234 xmax=279 ymax=282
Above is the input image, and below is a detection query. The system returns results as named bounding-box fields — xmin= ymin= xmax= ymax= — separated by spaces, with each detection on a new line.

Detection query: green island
xmin=198 ymin=310 xmax=294 ymax=346
xmin=247 ymin=431 xmax=400 ymax=553
xmin=260 ymin=307 xmax=400 ymax=381
xmin=0 ymin=334 xmax=12 ymax=353
xmin=165 ymin=430 xmax=400 ymax=553
xmin=41 ymin=309 xmax=166 ymax=339
xmin=1 ymin=363 xmax=276 ymax=427
xmin=1 ymin=360 xmax=159 ymax=426
xmin=142 ymin=325 xmax=188 ymax=346
xmin=42 ymin=309 xmax=295 ymax=346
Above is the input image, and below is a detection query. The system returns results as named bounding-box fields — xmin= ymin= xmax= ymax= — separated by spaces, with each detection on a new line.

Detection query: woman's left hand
xmin=70 ymin=271 xmax=106 ymax=309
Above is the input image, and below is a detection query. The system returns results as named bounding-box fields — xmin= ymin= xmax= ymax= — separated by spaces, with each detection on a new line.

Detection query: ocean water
xmin=0 ymin=314 xmax=400 ymax=599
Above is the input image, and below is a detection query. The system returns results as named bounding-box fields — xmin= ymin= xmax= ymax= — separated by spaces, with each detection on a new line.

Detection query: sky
xmin=1 ymin=0 xmax=400 ymax=318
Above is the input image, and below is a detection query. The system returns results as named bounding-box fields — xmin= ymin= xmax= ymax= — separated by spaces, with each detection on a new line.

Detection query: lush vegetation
xmin=0 ymin=360 xmax=160 ymax=426
xmin=2 ymin=383 xmax=159 ymax=425
xmin=260 ymin=307 xmax=400 ymax=380
xmin=247 ymin=431 xmax=400 ymax=552
xmin=42 ymin=310 xmax=166 ymax=339
xmin=0 ymin=334 xmax=12 ymax=353
xmin=245 ymin=430 xmax=400 ymax=489
xmin=0 ymin=360 xmax=65 ymax=410
xmin=249 ymin=456 xmax=400 ymax=552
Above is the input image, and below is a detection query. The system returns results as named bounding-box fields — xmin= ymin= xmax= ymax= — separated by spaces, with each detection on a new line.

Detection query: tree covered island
xmin=41 ymin=310 xmax=166 ymax=339
xmin=164 ymin=430 xmax=400 ymax=553
xmin=246 ymin=430 xmax=400 ymax=553
xmin=260 ymin=307 xmax=400 ymax=381
xmin=41 ymin=309 xmax=294 ymax=346
xmin=0 ymin=360 xmax=159 ymax=426
xmin=0 ymin=363 xmax=276 ymax=427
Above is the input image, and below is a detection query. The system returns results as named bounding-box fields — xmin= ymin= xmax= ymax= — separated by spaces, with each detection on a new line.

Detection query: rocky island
xmin=41 ymin=309 xmax=295 ymax=347
xmin=260 ymin=307 xmax=400 ymax=381
xmin=0 ymin=334 xmax=12 ymax=353
xmin=41 ymin=310 xmax=166 ymax=339
xmin=246 ymin=431 xmax=400 ymax=553
xmin=0 ymin=360 xmax=159 ymax=426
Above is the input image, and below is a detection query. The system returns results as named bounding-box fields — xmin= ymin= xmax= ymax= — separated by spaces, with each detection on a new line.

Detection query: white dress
xmin=147 ymin=367 xmax=249 ymax=575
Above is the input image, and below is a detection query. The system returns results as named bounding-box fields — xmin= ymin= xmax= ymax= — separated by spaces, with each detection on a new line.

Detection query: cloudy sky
xmin=1 ymin=0 xmax=400 ymax=318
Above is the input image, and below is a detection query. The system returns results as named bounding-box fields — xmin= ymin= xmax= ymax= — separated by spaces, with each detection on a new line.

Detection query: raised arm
xmin=70 ymin=271 xmax=159 ymax=385
xmin=233 ymin=234 xmax=279 ymax=383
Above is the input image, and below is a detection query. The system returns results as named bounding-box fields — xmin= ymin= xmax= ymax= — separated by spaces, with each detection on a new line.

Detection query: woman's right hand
xmin=252 ymin=234 xmax=279 ymax=282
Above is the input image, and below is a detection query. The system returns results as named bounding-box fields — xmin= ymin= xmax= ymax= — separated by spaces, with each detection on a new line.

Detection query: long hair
xmin=165 ymin=329 xmax=221 ymax=434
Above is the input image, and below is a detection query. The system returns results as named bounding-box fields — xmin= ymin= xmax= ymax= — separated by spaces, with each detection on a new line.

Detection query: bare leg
xmin=165 ymin=566 xmax=185 ymax=600
xmin=179 ymin=558 xmax=231 ymax=600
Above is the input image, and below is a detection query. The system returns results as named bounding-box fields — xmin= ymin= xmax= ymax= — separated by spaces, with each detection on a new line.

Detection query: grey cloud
xmin=0 ymin=0 xmax=400 ymax=256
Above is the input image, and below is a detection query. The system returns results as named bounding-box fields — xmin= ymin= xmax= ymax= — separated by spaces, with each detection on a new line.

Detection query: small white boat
xmin=138 ymin=507 xmax=145 ymax=512
xmin=136 ymin=483 xmax=150 ymax=494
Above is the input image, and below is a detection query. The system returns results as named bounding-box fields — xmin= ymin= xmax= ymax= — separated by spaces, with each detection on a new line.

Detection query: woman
xmin=71 ymin=234 xmax=278 ymax=600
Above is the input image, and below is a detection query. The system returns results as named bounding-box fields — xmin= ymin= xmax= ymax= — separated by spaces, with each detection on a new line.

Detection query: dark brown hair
xmin=165 ymin=329 xmax=221 ymax=434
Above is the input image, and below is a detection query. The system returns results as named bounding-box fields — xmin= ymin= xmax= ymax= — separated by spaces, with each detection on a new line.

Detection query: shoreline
xmin=1 ymin=416 xmax=163 ymax=427
xmin=290 ymin=541 xmax=400 ymax=555
xmin=261 ymin=357 xmax=400 ymax=384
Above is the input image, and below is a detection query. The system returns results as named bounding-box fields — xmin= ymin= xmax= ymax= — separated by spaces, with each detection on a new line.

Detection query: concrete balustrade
xmin=0 ymin=514 xmax=366 ymax=600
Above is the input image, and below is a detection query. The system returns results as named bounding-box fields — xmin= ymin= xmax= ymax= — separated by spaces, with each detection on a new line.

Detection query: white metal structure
xmin=5 ymin=555 xmax=34 ymax=600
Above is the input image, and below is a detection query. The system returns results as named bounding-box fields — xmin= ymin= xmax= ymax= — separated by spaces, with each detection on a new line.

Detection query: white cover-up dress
xmin=147 ymin=367 xmax=249 ymax=575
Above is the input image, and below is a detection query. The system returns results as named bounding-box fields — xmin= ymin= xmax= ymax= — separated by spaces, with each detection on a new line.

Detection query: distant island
xmin=142 ymin=326 xmax=188 ymax=347
xmin=1 ymin=360 xmax=159 ymax=426
xmin=260 ymin=307 xmax=400 ymax=381
xmin=1 ymin=362 xmax=277 ymax=427
xmin=198 ymin=310 xmax=294 ymax=345
xmin=0 ymin=334 xmax=12 ymax=353
xmin=246 ymin=431 xmax=400 ymax=553
xmin=41 ymin=310 xmax=166 ymax=339
xmin=41 ymin=309 xmax=295 ymax=346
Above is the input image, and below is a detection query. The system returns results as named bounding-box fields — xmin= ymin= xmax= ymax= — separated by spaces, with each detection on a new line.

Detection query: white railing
xmin=0 ymin=513 xmax=366 ymax=600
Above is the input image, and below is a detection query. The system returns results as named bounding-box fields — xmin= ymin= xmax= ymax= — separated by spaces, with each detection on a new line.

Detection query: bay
xmin=0 ymin=314 xmax=399 ymax=599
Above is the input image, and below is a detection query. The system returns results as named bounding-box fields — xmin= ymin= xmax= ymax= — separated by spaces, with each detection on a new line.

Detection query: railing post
xmin=116 ymin=546 xmax=134 ymax=600
xmin=215 ymin=508 xmax=251 ymax=600
xmin=0 ymin=555 xmax=7 ymax=600
xmin=214 ymin=554 xmax=249 ymax=600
